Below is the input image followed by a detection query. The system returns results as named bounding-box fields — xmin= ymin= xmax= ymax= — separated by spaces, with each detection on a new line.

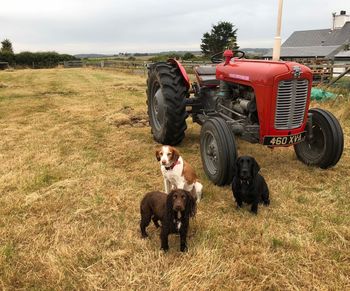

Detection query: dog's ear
xmin=185 ymin=190 xmax=197 ymax=218
xmin=235 ymin=157 xmax=241 ymax=173
xmin=155 ymin=149 xmax=161 ymax=161
xmin=166 ymin=190 xmax=175 ymax=218
xmin=171 ymin=147 xmax=180 ymax=162
xmin=232 ymin=156 xmax=240 ymax=177
xmin=252 ymin=157 xmax=260 ymax=177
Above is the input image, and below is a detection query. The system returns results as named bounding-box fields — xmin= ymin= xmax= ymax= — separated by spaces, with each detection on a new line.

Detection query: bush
xmin=182 ymin=52 xmax=195 ymax=60
xmin=0 ymin=52 xmax=15 ymax=65
xmin=10 ymin=51 xmax=77 ymax=68
xmin=148 ymin=54 xmax=182 ymax=62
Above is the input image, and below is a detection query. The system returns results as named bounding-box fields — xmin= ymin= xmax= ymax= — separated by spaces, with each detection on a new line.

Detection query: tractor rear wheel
xmin=294 ymin=108 xmax=343 ymax=169
xmin=146 ymin=62 xmax=187 ymax=145
xmin=200 ymin=117 xmax=237 ymax=186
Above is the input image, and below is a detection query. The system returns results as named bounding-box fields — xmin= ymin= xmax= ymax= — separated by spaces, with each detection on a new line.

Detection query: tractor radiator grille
xmin=274 ymin=79 xmax=308 ymax=130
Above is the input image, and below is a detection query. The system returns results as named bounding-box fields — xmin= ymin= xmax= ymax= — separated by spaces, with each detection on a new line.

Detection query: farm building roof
xmin=323 ymin=22 xmax=350 ymax=46
xmin=282 ymin=29 xmax=332 ymax=47
xmin=335 ymin=50 xmax=350 ymax=57
xmin=271 ymin=46 xmax=340 ymax=58
xmin=265 ymin=21 xmax=350 ymax=59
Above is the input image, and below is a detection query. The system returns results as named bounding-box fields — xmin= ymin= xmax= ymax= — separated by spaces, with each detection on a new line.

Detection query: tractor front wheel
xmin=200 ymin=117 xmax=237 ymax=186
xmin=146 ymin=62 xmax=188 ymax=145
xmin=294 ymin=108 xmax=343 ymax=169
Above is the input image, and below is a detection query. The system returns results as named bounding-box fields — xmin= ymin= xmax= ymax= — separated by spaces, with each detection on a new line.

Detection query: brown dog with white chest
xmin=140 ymin=189 xmax=196 ymax=252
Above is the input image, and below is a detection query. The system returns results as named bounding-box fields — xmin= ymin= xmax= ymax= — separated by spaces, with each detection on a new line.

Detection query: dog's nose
xmin=161 ymin=160 xmax=167 ymax=165
xmin=174 ymin=205 xmax=182 ymax=211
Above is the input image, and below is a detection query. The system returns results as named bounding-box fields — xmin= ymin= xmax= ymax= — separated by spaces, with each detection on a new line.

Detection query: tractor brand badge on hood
xmin=229 ymin=73 xmax=250 ymax=81
xmin=293 ymin=66 xmax=302 ymax=78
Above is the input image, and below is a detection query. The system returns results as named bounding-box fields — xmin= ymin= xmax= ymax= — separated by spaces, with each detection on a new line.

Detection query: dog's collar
xmin=164 ymin=159 xmax=180 ymax=171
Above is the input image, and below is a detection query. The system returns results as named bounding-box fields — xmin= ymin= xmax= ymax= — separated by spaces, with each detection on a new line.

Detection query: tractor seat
xmin=193 ymin=65 xmax=219 ymax=87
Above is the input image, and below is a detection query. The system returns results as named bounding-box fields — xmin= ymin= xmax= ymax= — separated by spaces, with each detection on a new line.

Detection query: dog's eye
xmin=167 ymin=153 xmax=171 ymax=156
xmin=160 ymin=152 xmax=163 ymax=155
xmin=182 ymin=195 xmax=186 ymax=200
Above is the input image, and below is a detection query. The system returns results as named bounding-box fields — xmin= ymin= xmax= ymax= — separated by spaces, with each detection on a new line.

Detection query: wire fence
xmin=63 ymin=59 xmax=350 ymax=84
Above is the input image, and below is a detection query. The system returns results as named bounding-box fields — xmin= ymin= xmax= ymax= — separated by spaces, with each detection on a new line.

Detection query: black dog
xmin=140 ymin=189 xmax=196 ymax=252
xmin=232 ymin=156 xmax=270 ymax=214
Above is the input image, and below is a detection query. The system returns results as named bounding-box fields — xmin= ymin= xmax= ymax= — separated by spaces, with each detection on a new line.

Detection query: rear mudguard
xmin=168 ymin=59 xmax=191 ymax=89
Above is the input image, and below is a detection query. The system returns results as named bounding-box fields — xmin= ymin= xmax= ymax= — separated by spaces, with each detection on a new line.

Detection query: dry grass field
xmin=0 ymin=68 xmax=349 ymax=290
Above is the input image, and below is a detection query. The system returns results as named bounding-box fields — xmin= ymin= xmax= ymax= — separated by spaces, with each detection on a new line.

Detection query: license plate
xmin=263 ymin=132 xmax=306 ymax=146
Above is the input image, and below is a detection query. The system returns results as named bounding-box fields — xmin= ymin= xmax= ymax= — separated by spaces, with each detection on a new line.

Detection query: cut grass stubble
xmin=0 ymin=68 xmax=349 ymax=290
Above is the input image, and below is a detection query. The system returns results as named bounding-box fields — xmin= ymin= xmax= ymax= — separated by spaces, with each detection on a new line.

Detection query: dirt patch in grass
xmin=106 ymin=105 xmax=149 ymax=127
xmin=0 ymin=82 xmax=8 ymax=88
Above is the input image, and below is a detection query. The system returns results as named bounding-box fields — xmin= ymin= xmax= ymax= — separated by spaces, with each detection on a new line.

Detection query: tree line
xmin=0 ymin=39 xmax=77 ymax=68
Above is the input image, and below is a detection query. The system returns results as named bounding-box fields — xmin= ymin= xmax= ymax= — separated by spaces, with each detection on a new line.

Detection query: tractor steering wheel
xmin=210 ymin=50 xmax=246 ymax=63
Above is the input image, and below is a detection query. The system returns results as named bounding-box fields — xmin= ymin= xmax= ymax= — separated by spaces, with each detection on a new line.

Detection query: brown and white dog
xmin=156 ymin=145 xmax=203 ymax=202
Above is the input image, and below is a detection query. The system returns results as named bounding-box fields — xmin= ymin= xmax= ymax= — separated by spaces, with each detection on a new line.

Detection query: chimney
xmin=333 ymin=10 xmax=350 ymax=29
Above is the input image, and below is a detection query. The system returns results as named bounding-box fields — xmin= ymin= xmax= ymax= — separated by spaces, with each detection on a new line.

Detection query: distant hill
xmin=74 ymin=51 xmax=202 ymax=58
xmin=75 ymin=49 xmax=270 ymax=59
xmin=241 ymin=48 xmax=270 ymax=56
xmin=156 ymin=51 xmax=202 ymax=55
xmin=74 ymin=54 xmax=114 ymax=59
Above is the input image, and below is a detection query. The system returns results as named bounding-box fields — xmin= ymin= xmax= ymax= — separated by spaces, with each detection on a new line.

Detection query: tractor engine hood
xmin=216 ymin=59 xmax=312 ymax=86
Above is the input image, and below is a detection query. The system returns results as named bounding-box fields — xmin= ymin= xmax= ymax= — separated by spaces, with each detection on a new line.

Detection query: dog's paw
xmin=199 ymin=190 xmax=203 ymax=200
xmin=180 ymin=245 xmax=188 ymax=252
xmin=263 ymin=200 xmax=270 ymax=206
xmin=161 ymin=246 xmax=169 ymax=252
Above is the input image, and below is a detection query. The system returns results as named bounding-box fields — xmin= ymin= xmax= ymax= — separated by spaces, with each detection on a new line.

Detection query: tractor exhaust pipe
xmin=272 ymin=0 xmax=284 ymax=61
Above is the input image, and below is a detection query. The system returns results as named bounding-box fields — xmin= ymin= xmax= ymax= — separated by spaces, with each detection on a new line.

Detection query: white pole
xmin=272 ymin=0 xmax=283 ymax=61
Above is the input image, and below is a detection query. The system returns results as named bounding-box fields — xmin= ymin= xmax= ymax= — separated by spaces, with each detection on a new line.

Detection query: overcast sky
xmin=0 ymin=0 xmax=348 ymax=54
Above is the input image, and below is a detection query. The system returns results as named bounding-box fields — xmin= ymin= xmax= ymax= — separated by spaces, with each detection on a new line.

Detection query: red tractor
xmin=146 ymin=50 xmax=344 ymax=185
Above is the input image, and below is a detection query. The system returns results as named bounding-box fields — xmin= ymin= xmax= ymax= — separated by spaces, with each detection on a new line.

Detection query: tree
xmin=182 ymin=52 xmax=195 ymax=60
xmin=1 ymin=39 xmax=14 ymax=54
xmin=200 ymin=21 xmax=238 ymax=57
